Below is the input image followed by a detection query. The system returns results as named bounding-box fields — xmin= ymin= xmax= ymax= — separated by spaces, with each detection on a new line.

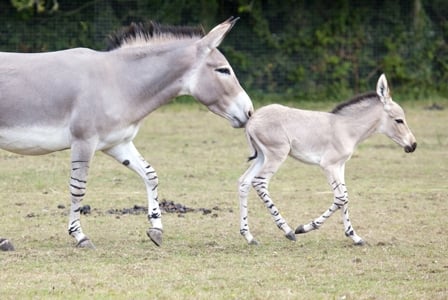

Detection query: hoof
xmin=285 ymin=231 xmax=296 ymax=241
xmin=76 ymin=238 xmax=96 ymax=249
xmin=0 ymin=238 xmax=15 ymax=251
xmin=146 ymin=228 xmax=163 ymax=247
xmin=248 ymin=239 xmax=259 ymax=246
xmin=295 ymin=225 xmax=306 ymax=234
xmin=354 ymin=239 xmax=366 ymax=246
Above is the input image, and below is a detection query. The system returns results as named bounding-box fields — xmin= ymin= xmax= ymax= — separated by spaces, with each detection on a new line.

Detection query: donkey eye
xmin=215 ymin=67 xmax=231 ymax=75
xmin=395 ymin=119 xmax=404 ymax=124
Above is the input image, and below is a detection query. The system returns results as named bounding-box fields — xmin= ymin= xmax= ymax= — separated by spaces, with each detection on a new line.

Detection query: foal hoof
xmin=285 ymin=231 xmax=297 ymax=241
xmin=295 ymin=225 xmax=306 ymax=234
xmin=248 ymin=239 xmax=259 ymax=246
xmin=0 ymin=238 xmax=15 ymax=251
xmin=146 ymin=228 xmax=163 ymax=247
xmin=76 ymin=238 xmax=96 ymax=249
xmin=354 ymin=239 xmax=366 ymax=246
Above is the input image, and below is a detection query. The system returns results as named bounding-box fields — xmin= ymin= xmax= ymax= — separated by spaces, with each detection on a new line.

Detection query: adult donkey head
xmin=182 ymin=17 xmax=253 ymax=128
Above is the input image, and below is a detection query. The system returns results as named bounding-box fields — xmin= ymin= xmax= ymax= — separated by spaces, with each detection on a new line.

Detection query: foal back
xmin=246 ymin=104 xmax=336 ymax=166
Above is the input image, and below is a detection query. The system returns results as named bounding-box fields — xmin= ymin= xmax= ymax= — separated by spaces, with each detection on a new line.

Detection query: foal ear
xmin=198 ymin=17 xmax=239 ymax=51
xmin=376 ymin=73 xmax=391 ymax=104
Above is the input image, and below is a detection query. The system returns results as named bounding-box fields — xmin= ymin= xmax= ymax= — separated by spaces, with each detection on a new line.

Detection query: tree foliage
xmin=1 ymin=0 xmax=447 ymax=100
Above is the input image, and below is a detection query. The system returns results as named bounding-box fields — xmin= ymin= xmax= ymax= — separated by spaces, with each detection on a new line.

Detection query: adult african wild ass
xmin=238 ymin=74 xmax=416 ymax=245
xmin=0 ymin=17 xmax=253 ymax=249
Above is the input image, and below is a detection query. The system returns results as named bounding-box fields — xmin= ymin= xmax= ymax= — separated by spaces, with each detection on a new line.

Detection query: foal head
xmin=376 ymin=74 xmax=417 ymax=153
xmin=186 ymin=17 xmax=254 ymax=128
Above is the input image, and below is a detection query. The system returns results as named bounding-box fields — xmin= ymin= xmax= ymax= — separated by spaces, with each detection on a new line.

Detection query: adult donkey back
xmin=0 ymin=17 xmax=253 ymax=249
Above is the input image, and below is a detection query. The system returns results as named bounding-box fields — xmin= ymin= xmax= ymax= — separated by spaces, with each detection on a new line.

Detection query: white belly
xmin=0 ymin=126 xmax=71 ymax=155
xmin=289 ymin=148 xmax=322 ymax=165
xmin=0 ymin=122 xmax=141 ymax=155
xmin=95 ymin=123 xmax=141 ymax=151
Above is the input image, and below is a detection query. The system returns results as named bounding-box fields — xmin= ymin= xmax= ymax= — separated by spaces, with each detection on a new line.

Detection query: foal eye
xmin=395 ymin=119 xmax=404 ymax=124
xmin=215 ymin=67 xmax=231 ymax=75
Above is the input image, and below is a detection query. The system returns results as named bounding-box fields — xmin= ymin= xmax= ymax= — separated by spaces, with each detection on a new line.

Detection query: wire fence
xmin=1 ymin=0 xmax=447 ymax=100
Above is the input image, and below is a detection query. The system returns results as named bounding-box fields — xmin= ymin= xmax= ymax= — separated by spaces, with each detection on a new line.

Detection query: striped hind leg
xmin=239 ymin=144 xmax=294 ymax=244
xmin=251 ymin=174 xmax=296 ymax=242
xmin=68 ymin=142 xmax=95 ymax=248
xmin=238 ymin=155 xmax=264 ymax=245
xmin=104 ymin=142 xmax=163 ymax=246
xmin=252 ymin=147 xmax=295 ymax=242
xmin=295 ymin=164 xmax=364 ymax=245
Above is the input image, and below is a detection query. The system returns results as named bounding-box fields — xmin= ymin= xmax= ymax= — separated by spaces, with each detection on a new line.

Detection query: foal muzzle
xmin=404 ymin=142 xmax=417 ymax=153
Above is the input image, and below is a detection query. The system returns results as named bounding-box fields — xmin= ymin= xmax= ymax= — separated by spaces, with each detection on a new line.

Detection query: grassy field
xmin=1 ymin=100 xmax=447 ymax=299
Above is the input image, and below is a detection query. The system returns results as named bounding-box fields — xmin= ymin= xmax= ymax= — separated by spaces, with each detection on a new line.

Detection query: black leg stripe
xmin=71 ymin=192 xmax=85 ymax=197
xmin=70 ymin=184 xmax=85 ymax=190
xmin=71 ymin=177 xmax=87 ymax=184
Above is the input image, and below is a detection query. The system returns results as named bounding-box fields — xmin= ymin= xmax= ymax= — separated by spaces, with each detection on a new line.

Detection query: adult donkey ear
xmin=198 ymin=17 xmax=239 ymax=51
xmin=376 ymin=73 xmax=391 ymax=105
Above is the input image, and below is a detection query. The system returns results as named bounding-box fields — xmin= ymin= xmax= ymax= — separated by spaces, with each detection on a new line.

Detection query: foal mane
xmin=330 ymin=91 xmax=380 ymax=115
xmin=106 ymin=21 xmax=205 ymax=51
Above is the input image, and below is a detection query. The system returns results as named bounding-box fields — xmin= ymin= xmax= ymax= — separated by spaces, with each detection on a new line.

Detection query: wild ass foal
xmin=0 ymin=17 xmax=253 ymax=249
xmin=238 ymin=74 xmax=416 ymax=245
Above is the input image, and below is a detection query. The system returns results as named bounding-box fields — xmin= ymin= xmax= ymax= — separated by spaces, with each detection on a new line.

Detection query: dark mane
xmin=330 ymin=91 xmax=380 ymax=114
xmin=106 ymin=21 xmax=205 ymax=51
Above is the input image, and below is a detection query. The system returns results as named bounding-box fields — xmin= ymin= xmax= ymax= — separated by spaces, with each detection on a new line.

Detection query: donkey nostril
xmin=412 ymin=142 xmax=417 ymax=151
xmin=247 ymin=109 xmax=253 ymax=118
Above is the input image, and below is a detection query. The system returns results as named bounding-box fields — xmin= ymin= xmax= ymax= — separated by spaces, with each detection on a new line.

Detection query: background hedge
xmin=1 ymin=0 xmax=447 ymax=101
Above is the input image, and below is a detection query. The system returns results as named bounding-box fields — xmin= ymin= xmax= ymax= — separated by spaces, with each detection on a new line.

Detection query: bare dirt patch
xmin=53 ymin=199 xmax=229 ymax=218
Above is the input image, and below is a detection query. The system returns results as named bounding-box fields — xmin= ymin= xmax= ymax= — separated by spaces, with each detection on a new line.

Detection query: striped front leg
xmin=296 ymin=180 xmax=364 ymax=245
xmin=296 ymin=181 xmax=347 ymax=233
xmin=252 ymin=176 xmax=295 ymax=241
xmin=68 ymin=159 xmax=94 ymax=248
xmin=104 ymin=142 xmax=163 ymax=246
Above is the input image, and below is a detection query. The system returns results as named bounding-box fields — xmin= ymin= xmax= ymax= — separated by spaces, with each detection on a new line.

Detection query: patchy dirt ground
xmin=51 ymin=199 xmax=230 ymax=218
xmin=0 ymin=199 xmax=231 ymax=251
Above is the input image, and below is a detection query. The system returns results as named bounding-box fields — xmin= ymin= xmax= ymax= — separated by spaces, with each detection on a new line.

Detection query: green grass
xmin=1 ymin=100 xmax=447 ymax=299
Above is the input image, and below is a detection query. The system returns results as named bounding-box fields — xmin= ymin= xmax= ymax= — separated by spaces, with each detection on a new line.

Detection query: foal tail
xmin=245 ymin=129 xmax=258 ymax=162
xmin=248 ymin=148 xmax=258 ymax=162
